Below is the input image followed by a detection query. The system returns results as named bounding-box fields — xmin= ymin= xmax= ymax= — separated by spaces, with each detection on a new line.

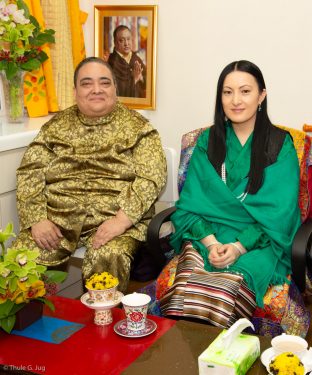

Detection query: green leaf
xmin=6 ymin=264 xmax=21 ymax=273
xmin=40 ymin=297 xmax=55 ymax=311
xmin=0 ymin=222 xmax=15 ymax=245
xmin=27 ymin=274 xmax=38 ymax=285
xmin=9 ymin=302 xmax=26 ymax=315
xmin=8 ymin=277 xmax=18 ymax=292
xmin=26 ymin=93 xmax=33 ymax=101
xmin=0 ymin=61 xmax=7 ymax=71
xmin=37 ymin=50 xmax=48 ymax=63
xmin=17 ymin=0 xmax=30 ymax=19
xmin=8 ymin=28 xmax=19 ymax=43
xmin=29 ymin=15 xmax=39 ymax=30
xmin=24 ymin=80 xmax=33 ymax=87
xmin=0 ymin=278 xmax=7 ymax=289
xmin=35 ymin=265 xmax=47 ymax=274
xmin=21 ymin=59 xmax=41 ymax=71
xmin=6 ymin=62 xmax=19 ymax=80
xmin=34 ymin=33 xmax=55 ymax=46
xmin=0 ymin=300 xmax=14 ymax=318
xmin=1 ymin=315 xmax=16 ymax=333
xmin=44 ymin=270 xmax=67 ymax=284
xmin=44 ymin=29 xmax=55 ymax=36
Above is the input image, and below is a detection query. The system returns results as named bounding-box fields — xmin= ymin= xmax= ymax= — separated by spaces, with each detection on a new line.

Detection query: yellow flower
xmin=26 ymin=280 xmax=46 ymax=299
xmin=13 ymin=290 xmax=27 ymax=304
xmin=85 ymin=272 xmax=118 ymax=290
xmin=13 ymin=280 xmax=46 ymax=304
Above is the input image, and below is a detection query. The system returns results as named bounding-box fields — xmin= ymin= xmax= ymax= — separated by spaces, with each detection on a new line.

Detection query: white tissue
xmin=218 ymin=318 xmax=255 ymax=350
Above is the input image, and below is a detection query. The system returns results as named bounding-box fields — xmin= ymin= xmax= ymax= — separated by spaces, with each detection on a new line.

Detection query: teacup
xmin=121 ymin=292 xmax=151 ymax=332
xmin=271 ymin=333 xmax=308 ymax=359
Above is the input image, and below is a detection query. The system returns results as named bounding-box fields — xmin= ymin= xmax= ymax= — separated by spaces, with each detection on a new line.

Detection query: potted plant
xmin=0 ymin=223 xmax=67 ymax=333
xmin=0 ymin=0 xmax=55 ymax=121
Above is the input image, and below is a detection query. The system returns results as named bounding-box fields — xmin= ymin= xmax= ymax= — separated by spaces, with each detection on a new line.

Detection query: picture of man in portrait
xmin=108 ymin=25 xmax=146 ymax=98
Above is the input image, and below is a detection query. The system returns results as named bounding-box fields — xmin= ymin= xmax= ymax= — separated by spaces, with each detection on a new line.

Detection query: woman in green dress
xmin=160 ymin=60 xmax=302 ymax=328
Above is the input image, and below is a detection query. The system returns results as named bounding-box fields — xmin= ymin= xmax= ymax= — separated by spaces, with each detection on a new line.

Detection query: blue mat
xmin=12 ymin=316 xmax=85 ymax=344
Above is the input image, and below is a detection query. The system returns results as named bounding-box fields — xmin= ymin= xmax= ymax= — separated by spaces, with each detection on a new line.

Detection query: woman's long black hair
xmin=208 ymin=60 xmax=273 ymax=194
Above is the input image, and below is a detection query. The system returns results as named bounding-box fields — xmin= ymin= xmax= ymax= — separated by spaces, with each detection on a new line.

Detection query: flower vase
xmin=0 ymin=70 xmax=26 ymax=123
xmin=13 ymin=300 xmax=43 ymax=331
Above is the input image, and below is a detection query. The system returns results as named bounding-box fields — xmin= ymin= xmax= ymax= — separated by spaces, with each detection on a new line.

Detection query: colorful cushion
xmin=277 ymin=125 xmax=311 ymax=221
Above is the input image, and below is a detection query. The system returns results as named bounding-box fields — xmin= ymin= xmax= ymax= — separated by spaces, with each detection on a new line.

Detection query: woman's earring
xmin=258 ymin=103 xmax=262 ymax=112
xmin=224 ymin=116 xmax=228 ymax=121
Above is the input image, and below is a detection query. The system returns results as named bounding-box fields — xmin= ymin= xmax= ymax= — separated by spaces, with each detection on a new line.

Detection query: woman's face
xmin=221 ymin=71 xmax=266 ymax=129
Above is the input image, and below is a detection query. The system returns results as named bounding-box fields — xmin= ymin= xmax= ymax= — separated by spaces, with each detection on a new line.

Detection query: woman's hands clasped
xmin=208 ymin=243 xmax=243 ymax=269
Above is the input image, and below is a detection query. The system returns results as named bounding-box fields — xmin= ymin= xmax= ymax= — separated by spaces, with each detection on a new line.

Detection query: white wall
xmin=80 ymin=0 xmax=312 ymax=154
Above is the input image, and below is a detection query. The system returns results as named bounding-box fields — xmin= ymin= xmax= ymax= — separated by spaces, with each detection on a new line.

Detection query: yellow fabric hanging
xmin=67 ymin=0 xmax=88 ymax=68
xmin=23 ymin=0 xmax=58 ymax=117
xmin=41 ymin=0 xmax=74 ymax=110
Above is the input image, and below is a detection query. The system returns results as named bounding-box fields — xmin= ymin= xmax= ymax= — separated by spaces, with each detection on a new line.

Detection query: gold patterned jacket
xmin=16 ymin=102 xmax=167 ymax=247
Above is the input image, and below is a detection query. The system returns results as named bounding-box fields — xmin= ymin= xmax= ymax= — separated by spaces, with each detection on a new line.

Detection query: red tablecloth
xmin=0 ymin=296 xmax=176 ymax=375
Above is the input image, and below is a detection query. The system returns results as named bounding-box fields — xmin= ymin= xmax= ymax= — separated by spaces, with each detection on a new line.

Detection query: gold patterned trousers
xmin=11 ymin=230 xmax=140 ymax=293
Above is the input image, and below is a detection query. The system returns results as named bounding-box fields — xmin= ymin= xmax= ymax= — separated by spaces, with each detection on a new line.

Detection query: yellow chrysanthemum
xmin=85 ymin=272 xmax=118 ymax=290
xmin=269 ymin=352 xmax=304 ymax=375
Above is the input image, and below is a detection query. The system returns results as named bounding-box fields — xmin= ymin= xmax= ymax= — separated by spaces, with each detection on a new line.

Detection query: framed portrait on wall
xmin=94 ymin=5 xmax=157 ymax=110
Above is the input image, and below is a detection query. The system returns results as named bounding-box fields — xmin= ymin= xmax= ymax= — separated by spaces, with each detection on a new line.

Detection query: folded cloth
xmin=12 ymin=316 xmax=84 ymax=344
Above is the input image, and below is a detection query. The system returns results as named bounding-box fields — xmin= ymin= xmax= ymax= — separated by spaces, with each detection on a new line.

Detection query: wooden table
xmin=123 ymin=319 xmax=271 ymax=375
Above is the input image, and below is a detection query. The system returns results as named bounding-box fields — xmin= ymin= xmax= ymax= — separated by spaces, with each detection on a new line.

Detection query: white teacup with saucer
xmin=271 ymin=333 xmax=308 ymax=359
xmin=261 ymin=334 xmax=312 ymax=374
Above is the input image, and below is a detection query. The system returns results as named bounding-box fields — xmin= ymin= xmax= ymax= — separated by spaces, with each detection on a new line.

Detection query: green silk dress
xmin=169 ymin=124 xmax=301 ymax=307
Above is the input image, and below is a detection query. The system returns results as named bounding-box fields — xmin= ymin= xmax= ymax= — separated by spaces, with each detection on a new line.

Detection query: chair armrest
xmin=146 ymin=206 xmax=176 ymax=272
xmin=292 ymin=218 xmax=312 ymax=292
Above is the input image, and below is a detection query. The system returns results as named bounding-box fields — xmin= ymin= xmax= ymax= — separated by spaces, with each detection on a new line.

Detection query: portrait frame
xmin=94 ymin=5 xmax=157 ymax=110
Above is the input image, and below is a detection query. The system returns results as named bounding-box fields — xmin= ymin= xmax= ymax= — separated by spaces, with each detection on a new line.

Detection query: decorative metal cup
xmin=121 ymin=292 xmax=151 ymax=332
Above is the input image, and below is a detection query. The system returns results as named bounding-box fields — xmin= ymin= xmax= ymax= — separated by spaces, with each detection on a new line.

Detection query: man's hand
xmin=133 ymin=60 xmax=143 ymax=84
xmin=92 ymin=210 xmax=132 ymax=249
xmin=31 ymin=219 xmax=63 ymax=251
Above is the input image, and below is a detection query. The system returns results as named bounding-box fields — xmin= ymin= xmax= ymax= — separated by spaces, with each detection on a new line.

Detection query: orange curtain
xmin=67 ymin=0 xmax=88 ymax=69
xmin=23 ymin=0 xmax=58 ymax=117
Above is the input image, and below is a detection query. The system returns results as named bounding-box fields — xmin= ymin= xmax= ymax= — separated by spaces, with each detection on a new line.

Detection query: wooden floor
xmin=57 ymin=257 xmax=312 ymax=342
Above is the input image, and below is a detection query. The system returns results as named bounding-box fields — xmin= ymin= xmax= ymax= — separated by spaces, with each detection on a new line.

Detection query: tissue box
xmin=198 ymin=329 xmax=260 ymax=375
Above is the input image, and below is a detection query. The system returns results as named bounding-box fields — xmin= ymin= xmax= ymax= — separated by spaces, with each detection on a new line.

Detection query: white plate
xmin=261 ymin=347 xmax=311 ymax=374
xmin=114 ymin=318 xmax=157 ymax=338
xmin=80 ymin=291 xmax=123 ymax=310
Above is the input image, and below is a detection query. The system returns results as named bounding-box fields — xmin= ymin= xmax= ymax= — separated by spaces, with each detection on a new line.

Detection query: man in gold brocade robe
xmin=12 ymin=57 xmax=167 ymax=292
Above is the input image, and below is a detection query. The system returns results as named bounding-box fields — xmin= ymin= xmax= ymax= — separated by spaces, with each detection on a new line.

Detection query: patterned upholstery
xmin=142 ymin=124 xmax=312 ymax=338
